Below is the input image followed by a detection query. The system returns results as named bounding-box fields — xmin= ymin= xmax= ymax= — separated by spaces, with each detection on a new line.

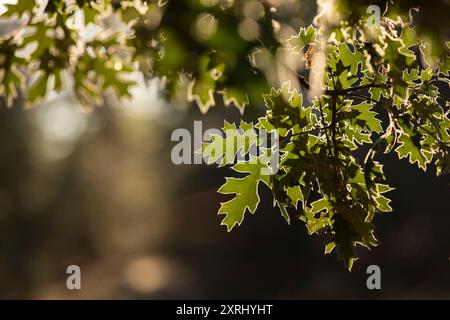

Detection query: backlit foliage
xmin=1 ymin=0 xmax=449 ymax=269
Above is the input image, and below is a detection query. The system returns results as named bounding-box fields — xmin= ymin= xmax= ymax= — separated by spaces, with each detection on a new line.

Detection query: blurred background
xmin=0 ymin=77 xmax=448 ymax=299
xmin=0 ymin=0 xmax=449 ymax=299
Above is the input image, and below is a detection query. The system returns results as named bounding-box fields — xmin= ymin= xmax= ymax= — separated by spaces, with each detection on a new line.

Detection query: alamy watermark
xmin=170 ymin=121 xmax=280 ymax=175
xmin=66 ymin=265 xmax=81 ymax=290
xmin=366 ymin=5 xmax=381 ymax=29
xmin=366 ymin=264 xmax=381 ymax=290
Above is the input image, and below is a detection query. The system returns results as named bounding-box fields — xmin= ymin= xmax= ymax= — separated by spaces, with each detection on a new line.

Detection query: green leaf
xmin=202 ymin=120 xmax=259 ymax=166
xmin=218 ymin=155 xmax=271 ymax=231
xmin=352 ymin=102 xmax=383 ymax=133
xmin=0 ymin=62 xmax=25 ymax=107
xmin=82 ymin=3 xmax=100 ymax=24
xmin=187 ymin=55 xmax=226 ymax=113
xmin=1 ymin=0 xmax=35 ymax=17
xmin=395 ymin=120 xmax=433 ymax=170
xmin=22 ymin=23 xmax=54 ymax=59
xmin=286 ymin=26 xmax=317 ymax=54
xmin=222 ymin=87 xmax=249 ymax=115
xmin=27 ymin=71 xmax=48 ymax=104
xmin=338 ymin=43 xmax=365 ymax=74
xmin=262 ymin=83 xmax=314 ymax=137
xmin=325 ymin=215 xmax=359 ymax=271
xmin=286 ymin=185 xmax=303 ymax=209
xmin=301 ymin=198 xmax=333 ymax=235
xmin=188 ymin=78 xmax=216 ymax=113
xmin=402 ymin=68 xmax=420 ymax=84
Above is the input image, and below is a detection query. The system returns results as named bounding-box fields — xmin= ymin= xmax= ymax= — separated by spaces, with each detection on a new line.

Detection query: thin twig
xmin=296 ymin=72 xmax=389 ymax=96
xmin=318 ymin=99 xmax=339 ymax=177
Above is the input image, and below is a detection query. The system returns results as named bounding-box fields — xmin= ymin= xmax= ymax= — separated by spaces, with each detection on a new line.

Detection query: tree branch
xmin=296 ymin=72 xmax=389 ymax=96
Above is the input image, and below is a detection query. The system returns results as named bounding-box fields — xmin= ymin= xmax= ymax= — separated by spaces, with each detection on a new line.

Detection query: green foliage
xmin=218 ymin=155 xmax=271 ymax=231
xmin=202 ymin=10 xmax=449 ymax=269
xmin=0 ymin=0 xmax=276 ymax=110
xmin=1 ymin=0 xmax=449 ymax=269
xmin=286 ymin=25 xmax=317 ymax=54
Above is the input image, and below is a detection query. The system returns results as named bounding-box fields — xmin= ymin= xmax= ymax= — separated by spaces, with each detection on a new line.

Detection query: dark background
xmin=0 ymin=94 xmax=448 ymax=299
